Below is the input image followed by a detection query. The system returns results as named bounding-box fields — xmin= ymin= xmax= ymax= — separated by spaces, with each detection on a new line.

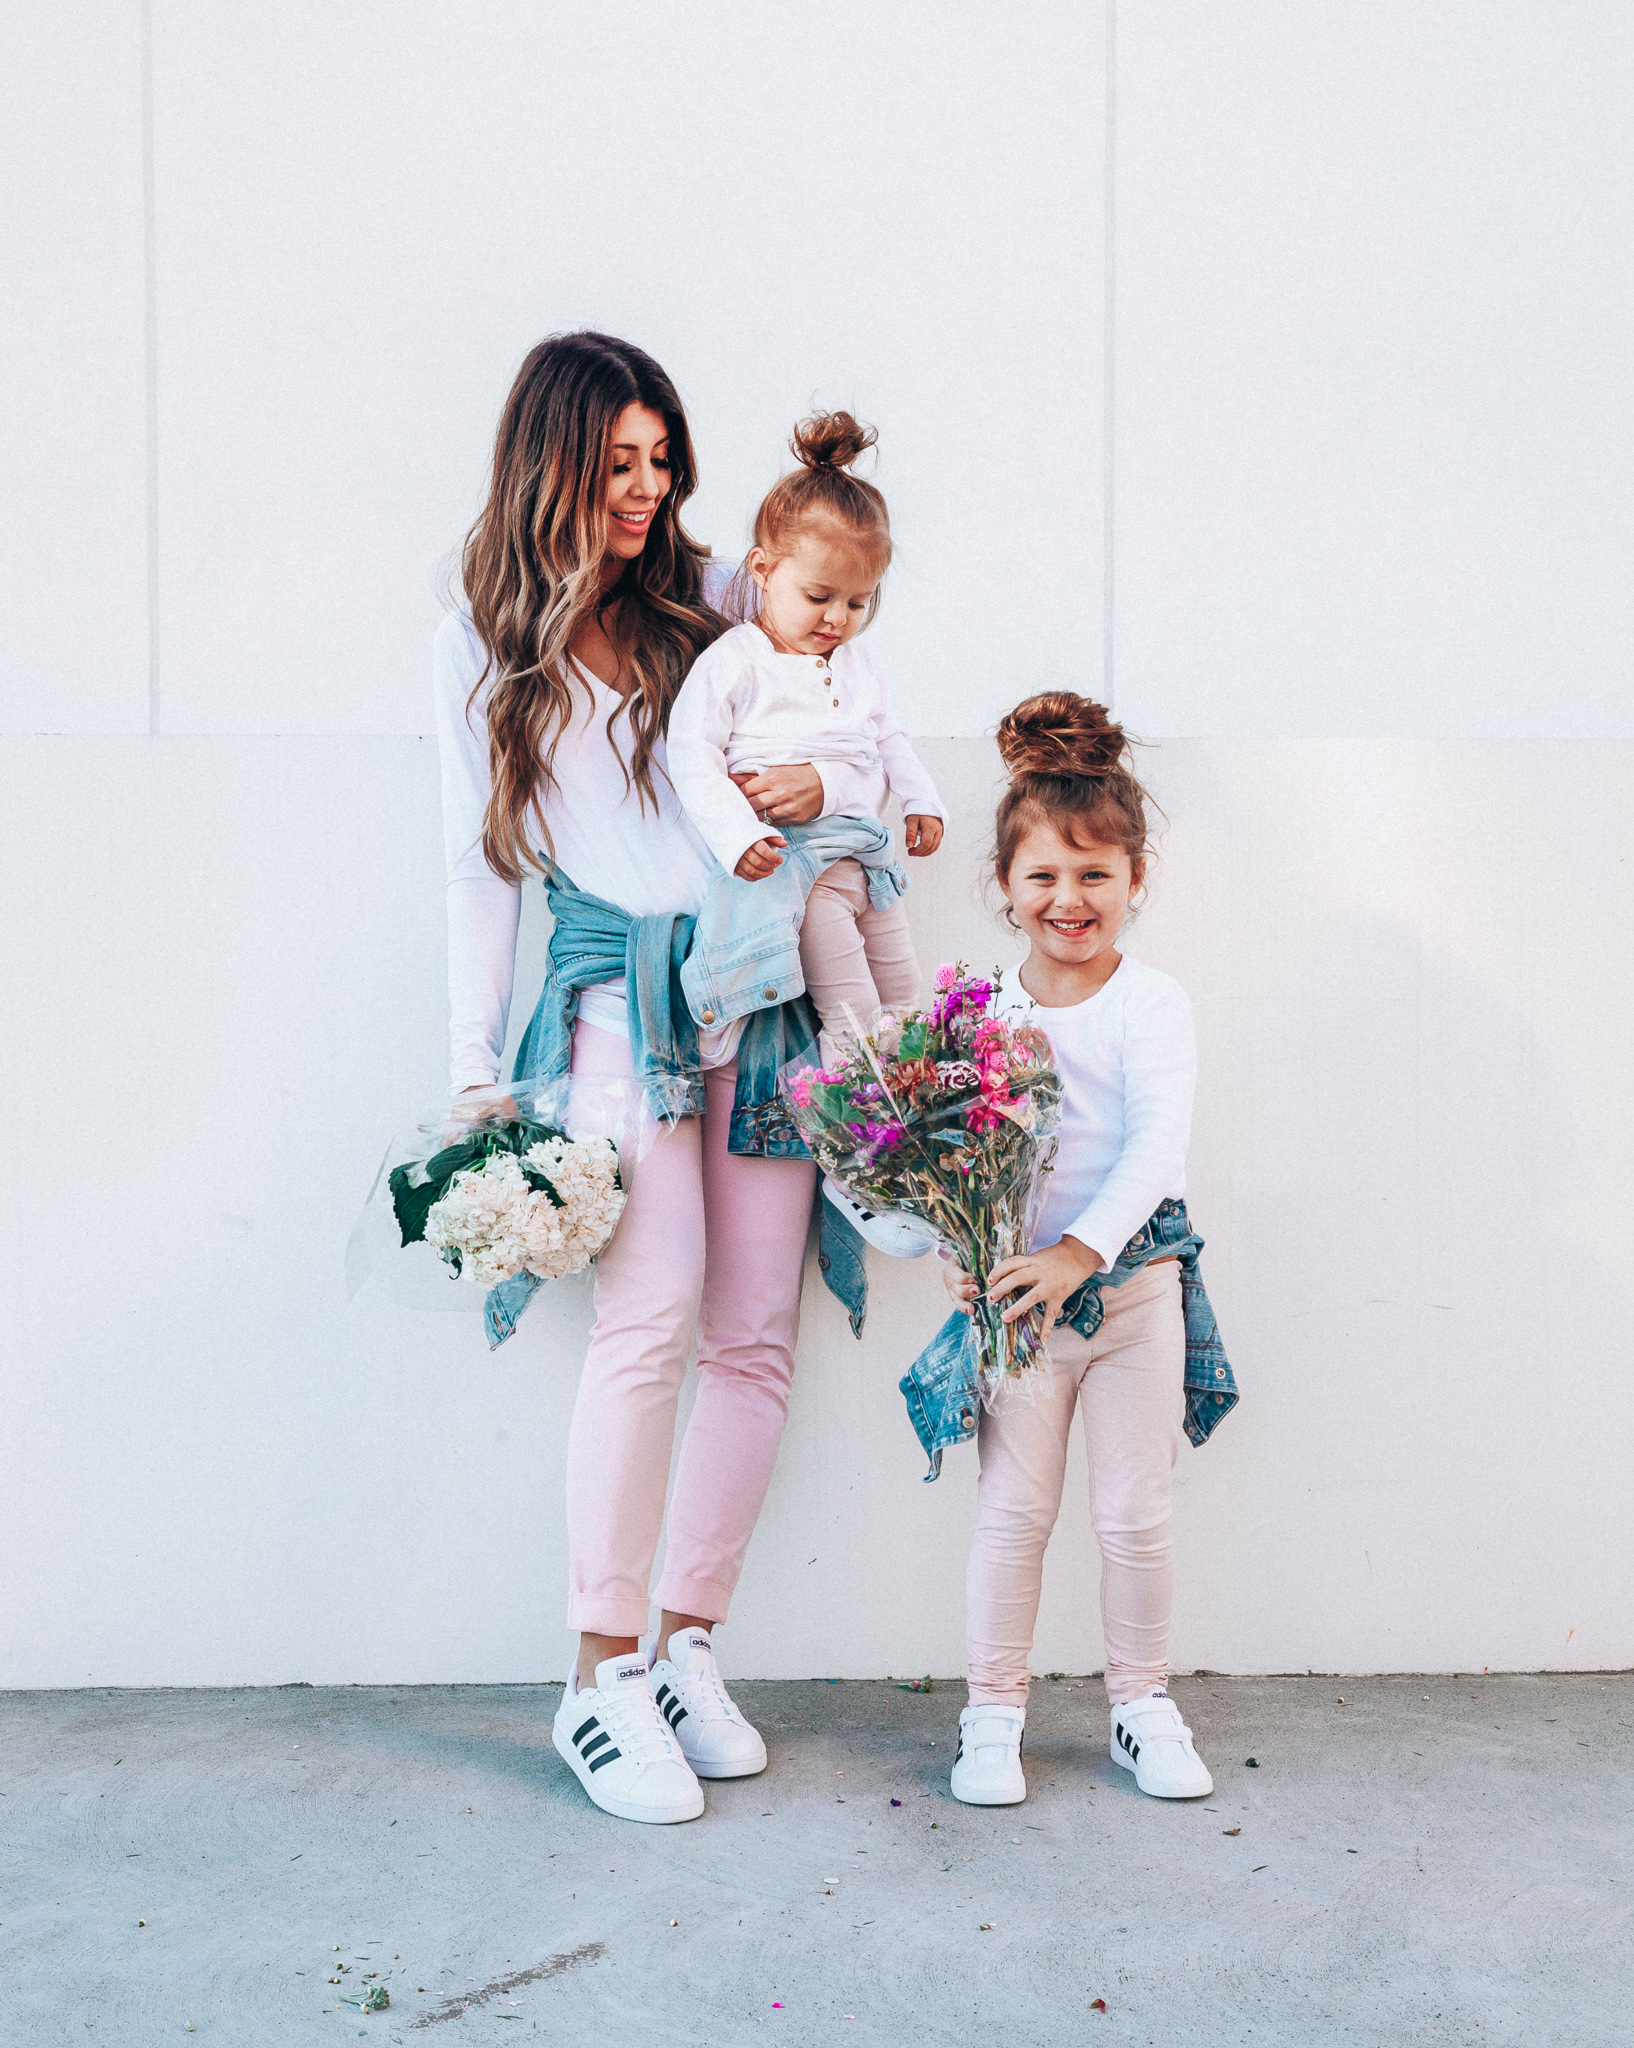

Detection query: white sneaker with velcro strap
xmin=647 ymin=1629 xmax=767 ymax=1779
xmin=1110 ymin=1687 xmax=1214 ymax=1798
xmin=552 ymin=1653 xmax=704 ymax=1824
xmin=949 ymin=1704 xmax=1028 ymax=1805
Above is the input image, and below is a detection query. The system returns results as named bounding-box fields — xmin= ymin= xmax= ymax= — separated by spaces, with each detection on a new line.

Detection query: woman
xmin=434 ymin=333 xmax=832 ymax=1825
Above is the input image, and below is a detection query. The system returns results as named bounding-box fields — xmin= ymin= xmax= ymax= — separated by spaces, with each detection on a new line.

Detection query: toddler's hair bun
xmin=790 ymin=409 xmax=877 ymax=473
xmin=996 ymin=692 xmax=1128 ymax=781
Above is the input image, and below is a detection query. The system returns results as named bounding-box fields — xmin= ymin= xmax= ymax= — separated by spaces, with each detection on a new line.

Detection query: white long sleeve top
xmin=434 ymin=605 xmax=721 ymax=1086
xmin=432 ymin=573 xmax=901 ymax=1090
xmin=995 ymin=955 xmax=1196 ymax=1274
xmin=665 ymin=620 xmax=945 ymax=874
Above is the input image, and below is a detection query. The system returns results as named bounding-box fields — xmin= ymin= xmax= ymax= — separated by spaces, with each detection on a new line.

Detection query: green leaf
xmin=389 ymin=1163 xmax=446 ymax=1247
xmin=899 ymin=1021 xmax=928 ymax=1060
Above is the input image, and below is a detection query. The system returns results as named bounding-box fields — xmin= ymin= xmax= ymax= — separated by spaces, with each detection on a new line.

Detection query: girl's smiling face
xmin=750 ymin=531 xmax=881 ymax=657
xmin=1000 ymin=819 xmax=1140 ymax=973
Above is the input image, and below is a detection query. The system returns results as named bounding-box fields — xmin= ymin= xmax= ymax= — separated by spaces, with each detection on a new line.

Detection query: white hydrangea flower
xmin=519 ymin=1135 xmax=626 ymax=1280
xmin=425 ymin=1152 xmax=533 ymax=1284
xmin=424 ymin=1136 xmax=626 ymax=1286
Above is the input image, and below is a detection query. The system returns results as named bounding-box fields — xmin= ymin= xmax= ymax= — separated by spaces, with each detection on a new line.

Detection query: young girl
xmin=666 ymin=412 xmax=945 ymax=1052
xmin=942 ymin=692 xmax=1215 ymax=1807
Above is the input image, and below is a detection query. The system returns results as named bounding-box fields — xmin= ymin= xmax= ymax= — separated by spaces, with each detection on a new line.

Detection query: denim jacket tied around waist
xmin=899 ymin=1198 xmax=1239 ymax=1481
xmin=482 ymin=867 xmax=867 ymax=1348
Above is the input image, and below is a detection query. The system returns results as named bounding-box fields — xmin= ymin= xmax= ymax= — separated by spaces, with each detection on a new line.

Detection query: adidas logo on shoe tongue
xmin=613 ymin=1661 xmax=648 ymax=1685
xmin=687 ymin=1635 xmax=712 ymax=1654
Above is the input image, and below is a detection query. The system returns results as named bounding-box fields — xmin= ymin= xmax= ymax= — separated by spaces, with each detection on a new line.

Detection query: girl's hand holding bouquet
xmin=942 ymin=1233 xmax=1102 ymax=1330
xmin=780 ymin=962 xmax=1063 ymax=1393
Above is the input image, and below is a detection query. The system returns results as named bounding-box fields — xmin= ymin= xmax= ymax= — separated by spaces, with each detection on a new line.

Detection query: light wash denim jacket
xmin=898 ymin=1198 xmax=1239 ymax=1480
xmin=679 ymin=816 xmax=906 ymax=1031
xmin=483 ymin=869 xmax=868 ymax=1347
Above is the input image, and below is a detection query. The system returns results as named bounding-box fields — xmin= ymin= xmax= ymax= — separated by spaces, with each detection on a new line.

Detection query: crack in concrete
xmin=408 ymin=1942 xmax=606 ymax=2028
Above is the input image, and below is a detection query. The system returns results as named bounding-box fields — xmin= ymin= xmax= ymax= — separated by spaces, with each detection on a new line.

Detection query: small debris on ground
xmin=1245 ymin=1757 xmax=1258 ymax=1767
xmin=339 ymin=1985 xmax=390 ymax=2011
xmin=1223 ymin=1827 xmax=1241 ymax=1836
xmin=1090 ymin=1998 xmax=1107 ymax=2013
xmin=897 ymin=1676 xmax=934 ymax=1692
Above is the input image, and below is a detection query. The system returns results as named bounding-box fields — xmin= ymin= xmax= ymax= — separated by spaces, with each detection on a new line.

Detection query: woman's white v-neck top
xmin=434 ymin=596 xmax=728 ymax=1088
xmin=994 ymin=955 xmax=1195 ymax=1272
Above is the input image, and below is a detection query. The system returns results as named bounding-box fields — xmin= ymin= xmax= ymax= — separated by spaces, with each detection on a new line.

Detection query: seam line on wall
xmin=141 ymin=0 xmax=161 ymax=737
xmin=1102 ymin=0 xmax=1116 ymax=710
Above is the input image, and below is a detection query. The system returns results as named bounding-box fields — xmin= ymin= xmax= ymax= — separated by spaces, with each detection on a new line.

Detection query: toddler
xmin=667 ymin=412 xmax=944 ymax=1053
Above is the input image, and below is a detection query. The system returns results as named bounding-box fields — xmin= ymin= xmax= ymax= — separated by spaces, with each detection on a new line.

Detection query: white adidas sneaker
xmin=949 ymin=1704 xmax=1027 ymax=1805
xmin=552 ymin=1654 xmax=705 ymax=1824
xmin=821 ymin=1176 xmax=938 ymax=1259
xmin=1110 ymin=1687 xmax=1214 ymax=1798
xmin=647 ymin=1629 xmax=767 ymax=1779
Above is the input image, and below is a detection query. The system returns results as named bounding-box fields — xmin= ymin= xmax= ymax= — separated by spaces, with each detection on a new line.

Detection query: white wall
xmin=3 ymin=2 xmax=1631 ymax=1685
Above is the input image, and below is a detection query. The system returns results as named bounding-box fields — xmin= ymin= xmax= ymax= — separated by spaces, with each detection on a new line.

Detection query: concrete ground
xmin=2 ymin=1675 xmax=1628 ymax=2048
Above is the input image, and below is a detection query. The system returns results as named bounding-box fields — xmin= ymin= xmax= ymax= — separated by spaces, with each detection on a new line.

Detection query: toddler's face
xmin=1001 ymin=821 xmax=1139 ymax=969
xmin=752 ymin=533 xmax=880 ymax=657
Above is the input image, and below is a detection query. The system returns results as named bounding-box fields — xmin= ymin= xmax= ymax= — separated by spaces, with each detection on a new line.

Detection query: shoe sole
xmin=685 ymin=1747 xmax=767 ymax=1780
xmin=552 ymin=1725 xmax=704 ymax=1824
xmin=949 ymin=1769 xmax=1026 ymax=1806
xmin=1110 ymin=1736 xmax=1213 ymax=1800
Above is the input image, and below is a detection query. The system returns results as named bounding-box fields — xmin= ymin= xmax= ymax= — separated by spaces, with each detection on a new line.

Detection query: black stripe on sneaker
xmin=579 ymin=1730 xmax=611 ymax=1759
xmin=572 ymin=1714 xmax=599 ymax=1746
xmin=585 ymin=1746 xmax=623 ymax=1772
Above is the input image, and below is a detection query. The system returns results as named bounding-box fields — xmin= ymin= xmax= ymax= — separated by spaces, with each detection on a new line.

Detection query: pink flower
xmin=933 ymin=963 xmax=959 ymax=991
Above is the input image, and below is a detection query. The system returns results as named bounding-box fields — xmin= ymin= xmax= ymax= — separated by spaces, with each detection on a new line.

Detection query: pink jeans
xmin=965 ymin=1260 xmax=1185 ymax=1708
xmin=797 ymin=857 xmax=921 ymax=1046
xmin=564 ymin=1020 xmax=816 ymax=1637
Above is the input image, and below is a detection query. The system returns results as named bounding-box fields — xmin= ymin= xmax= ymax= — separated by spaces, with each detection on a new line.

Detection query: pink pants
xmin=797 ymin=858 xmax=921 ymax=1045
xmin=564 ymin=1021 xmax=816 ymax=1637
xmin=965 ymin=1260 xmax=1185 ymax=1709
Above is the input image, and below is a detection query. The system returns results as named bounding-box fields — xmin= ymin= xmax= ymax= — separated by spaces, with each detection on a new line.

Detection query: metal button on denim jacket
xmin=898 ymin=1198 xmax=1239 ymax=1480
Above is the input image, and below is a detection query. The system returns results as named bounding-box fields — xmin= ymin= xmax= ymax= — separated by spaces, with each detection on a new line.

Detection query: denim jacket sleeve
xmin=680 ymin=816 xmax=907 ymax=1032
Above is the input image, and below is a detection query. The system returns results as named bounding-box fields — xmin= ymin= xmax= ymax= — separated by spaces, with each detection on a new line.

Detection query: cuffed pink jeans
xmin=965 ymin=1260 xmax=1185 ymax=1708
xmin=564 ymin=1020 xmax=816 ymax=1637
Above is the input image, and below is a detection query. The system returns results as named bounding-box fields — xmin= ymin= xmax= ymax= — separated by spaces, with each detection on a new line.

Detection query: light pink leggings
xmin=798 ymin=857 xmax=921 ymax=1047
xmin=966 ymin=1260 xmax=1185 ymax=1709
xmin=564 ymin=1020 xmax=816 ymax=1637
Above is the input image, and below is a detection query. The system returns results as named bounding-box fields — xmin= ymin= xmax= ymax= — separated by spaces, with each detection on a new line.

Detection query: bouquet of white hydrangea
xmin=390 ymin=1113 xmax=625 ymax=1287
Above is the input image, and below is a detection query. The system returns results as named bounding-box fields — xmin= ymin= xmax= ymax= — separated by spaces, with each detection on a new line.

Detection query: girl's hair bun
xmin=790 ymin=409 xmax=877 ymax=473
xmin=996 ymin=691 xmax=1128 ymax=781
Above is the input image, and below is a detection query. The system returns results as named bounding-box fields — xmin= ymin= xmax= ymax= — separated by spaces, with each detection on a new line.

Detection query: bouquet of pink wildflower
xmin=780 ymin=963 xmax=1062 ymax=1387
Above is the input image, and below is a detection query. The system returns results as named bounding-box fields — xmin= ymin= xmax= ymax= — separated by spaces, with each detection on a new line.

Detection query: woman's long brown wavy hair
xmin=462 ymin=332 xmax=721 ymax=883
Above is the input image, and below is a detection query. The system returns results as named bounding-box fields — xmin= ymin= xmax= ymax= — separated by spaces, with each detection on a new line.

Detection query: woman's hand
xmin=732 ymin=763 xmax=824 ymax=826
xmin=940 ymin=1255 xmax=982 ymax=1316
xmin=734 ymin=835 xmax=787 ymax=881
xmin=904 ymin=814 xmax=943 ymax=856
xmin=986 ymin=1235 xmax=1101 ymax=1327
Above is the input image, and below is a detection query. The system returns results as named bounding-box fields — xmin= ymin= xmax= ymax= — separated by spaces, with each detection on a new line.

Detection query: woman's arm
xmin=433 ymin=612 xmax=522 ymax=1090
